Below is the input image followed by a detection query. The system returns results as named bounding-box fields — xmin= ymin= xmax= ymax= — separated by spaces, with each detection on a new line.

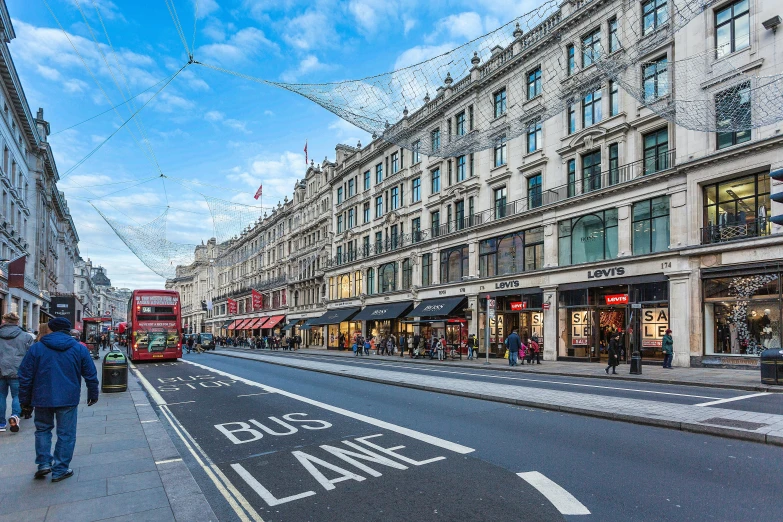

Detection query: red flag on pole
xmin=251 ymin=289 xmax=263 ymax=310
xmin=254 ymin=184 xmax=263 ymax=200
xmin=304 ymin=140 xmax=308 ymax=165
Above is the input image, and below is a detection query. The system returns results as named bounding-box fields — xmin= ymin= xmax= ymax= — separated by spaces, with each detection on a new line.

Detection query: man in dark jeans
xmin=18 ymin=317 xmax=99 ymax=482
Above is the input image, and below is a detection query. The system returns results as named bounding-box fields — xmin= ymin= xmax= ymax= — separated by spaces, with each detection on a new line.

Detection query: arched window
xmin=294 ymin=291 xmax=299 ymax=306
xmin=558 ymin=210 xmax=618 ymax=265
xmin=380 ymin=263 xmax=397 ymax=293
xmin=367 ymin=268 xmax=375 ymax=295
xmin=496 ymin=232 xmax=525 ymax=275
xmin=338 ymin=274 xmax=350 ymax=299
xmin=439 ymin=245 xmax=468 ymax=283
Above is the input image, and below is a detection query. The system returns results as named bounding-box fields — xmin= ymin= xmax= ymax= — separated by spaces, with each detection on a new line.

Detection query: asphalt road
xmin=134 ymin=353 xmax=783 ymax=522
xmin=230 ymin=349 xmax=783 ymax=415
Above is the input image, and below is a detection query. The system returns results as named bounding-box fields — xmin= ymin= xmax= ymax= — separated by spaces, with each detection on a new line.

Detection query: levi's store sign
xmin=604 ymin=294 xmax=628 ymax=305
xmin=509 ymin=301 xmax=527 ymax=311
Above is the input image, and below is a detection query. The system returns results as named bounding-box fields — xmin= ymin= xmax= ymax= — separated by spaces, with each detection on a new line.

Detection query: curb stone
xmin=210 ymin=350 xmax=783 ymax=448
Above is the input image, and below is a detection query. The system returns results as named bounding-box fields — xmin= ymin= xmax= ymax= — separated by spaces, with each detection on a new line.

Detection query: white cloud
xmin=194 ymin=0 xmax=220 ymax=19
xmin=280 ymin=54 xmax=329 ymax=82
xmin=204 ymin=110 xmax=224 ymax=122
xmin=430 ymin=12 xmax=492 ymax=42
xmin=283 ymin=10 xmax=334 ymax=51
xmin=36 ymin=64 xmax=61 ymax=80
xmin=63 ymin=78 xmax=89 ymax=93
xmin=198 ymin=27 xmax=277 ymax=64
xmin=328 ymin=118 xmax=370 ymax=145
xmin=227 ymin=151 xmax=306 ymax=207
xmin=203 ymin=110 xmax=251 ymax=133
xmin=394 ymin=43 xmax=458 ymax=70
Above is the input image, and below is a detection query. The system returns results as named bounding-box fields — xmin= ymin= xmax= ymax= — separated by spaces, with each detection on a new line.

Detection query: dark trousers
xmin=35 ymin=406 xmax=78 ymax=477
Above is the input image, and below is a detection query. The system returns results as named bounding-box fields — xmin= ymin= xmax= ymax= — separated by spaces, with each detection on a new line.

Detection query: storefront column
xmin=468 ymin=240 xmax=478 ymax=278
xmin=467 ymin=295 xmax=478 ymax=338
xmin=669 ymin=272 xmax=691 ymax=367
xmin=410 ymin=258 xmax=420 ymax=288
xmin=617 ymin=205 xmax=631 ymax=257
xmin=668 ymin=186 xmax=688 ymax=248
xmin=542 ymin=285 xmax=557 ymax=361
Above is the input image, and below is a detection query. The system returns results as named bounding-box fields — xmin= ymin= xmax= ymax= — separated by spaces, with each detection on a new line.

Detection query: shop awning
xmin=354 ymin=302 xmax=414 ymax=321
xmin=221 ymin=320 xmax=233 ymax=329
xmin=408 ymin=297 xmax=466 ymax=318
xmin=263 ymin=315 xmax=285 ymax=329
xmin=299 ymin=318 xmax=319 ymax=330
xmin=282 ymin=322 xmax=296 ymax=331
xmin=311 ymin=307 xmax=360 ymax=325
xmin=247 ymin=318 xmax=264 ymax=329
xmin=255 ymin=317 xmax=270 ymax=329
xmin=235 ymin=319 xmax=251 ymax=330
xmin=227 ymin=319 xmax=241 ymax=330
xmin=242 ymin=319 xmax=258 ymax=330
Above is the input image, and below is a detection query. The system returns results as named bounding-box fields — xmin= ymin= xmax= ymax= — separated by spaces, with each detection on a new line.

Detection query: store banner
xmin=251 ymin=289 xmax=263 ymax=311
xmin=227 ymin=298 xmax=238 ymax=315
xmin=571 ymin=311 xmax=590 ymax=345
xmin=509 ymin=301 xmax=527 ymax=311
xmin=642 ymin=307 xmax=669 ymax=347
xmin=604 ymin=294 xmax=628 ymax=305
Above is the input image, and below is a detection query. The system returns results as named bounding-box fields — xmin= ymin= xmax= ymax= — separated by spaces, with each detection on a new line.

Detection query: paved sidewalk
xmin=0 ymin=357 xmax=215 ymax=522
xmin=222 ymin=346 xmax=778 ymax=392
xmin=210 ymin=349 xmax=783 ymax=447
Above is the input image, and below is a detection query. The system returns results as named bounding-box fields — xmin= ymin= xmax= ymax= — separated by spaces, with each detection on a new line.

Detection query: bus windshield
xmin=134 ymin=330 xmax=179 ymax=352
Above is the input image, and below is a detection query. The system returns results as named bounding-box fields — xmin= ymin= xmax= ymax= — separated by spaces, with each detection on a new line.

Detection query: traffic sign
xmin=487 ymin=298 xmax=496 ymax=319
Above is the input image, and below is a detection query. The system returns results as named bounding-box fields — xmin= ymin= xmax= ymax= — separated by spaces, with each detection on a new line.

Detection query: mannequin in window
xmin=729 ymin=319 xmax=739 ymax=354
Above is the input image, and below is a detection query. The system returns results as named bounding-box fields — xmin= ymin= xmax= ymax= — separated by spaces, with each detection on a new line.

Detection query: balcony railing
xmin=701 ymin=218 xmax=770 ymax=245
xmin=328 ymin=149 xmax=676 ymax=268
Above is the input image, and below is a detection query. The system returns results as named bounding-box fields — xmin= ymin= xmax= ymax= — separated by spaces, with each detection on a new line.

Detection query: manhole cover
xmin=702 ymin=417 xmax=768 ymax=431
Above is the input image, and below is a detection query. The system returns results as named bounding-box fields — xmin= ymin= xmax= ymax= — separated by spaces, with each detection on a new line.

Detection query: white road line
xmin=517 ymin=471 xmax=590 ymax=515
xmin=237 ymin=392 xmax=272 ymax=398
xmin=694 ymin=392 xmax=770 ymax=407
xmin=182 ymin=359 xmax=475 ymax=455
xmin=131 ymin=363 xmax=262 ymax=521
xmin=141 ymin=419 xmax=159 ymax=423
xmin=260 ymin=354 xmax=721 ymax=400
xmin=166 ymin=400 xmax=196 ymax=406
xmin=155 ymin=458 xmax=182 ymax=465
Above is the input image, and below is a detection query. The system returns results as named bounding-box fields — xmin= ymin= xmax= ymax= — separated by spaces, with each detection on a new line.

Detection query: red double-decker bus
xmin=126 ymin=290 xmax=182 ymax=361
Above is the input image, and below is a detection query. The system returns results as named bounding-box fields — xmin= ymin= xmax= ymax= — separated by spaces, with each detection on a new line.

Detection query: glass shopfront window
xmin=702 ymin=172 xmax=770 ymax=244
xmin=479 ymin=228 xmax=543 ymax=278
xmin=558 ymin=209 xmax=618 ymax=266
xmin=328 ymin=321 xmax=362 ymax=350
xmin=478 ymin=293 xmax=544 ymax=357
xmin=704 ymin=273 xmax=781 ymax=356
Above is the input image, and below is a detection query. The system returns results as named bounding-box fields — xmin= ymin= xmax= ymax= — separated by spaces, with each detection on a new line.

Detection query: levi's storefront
xmin=478 ymin=288 xmax=545 ymax=357
xmin=557 ymin=268 xmax=670 ymax=363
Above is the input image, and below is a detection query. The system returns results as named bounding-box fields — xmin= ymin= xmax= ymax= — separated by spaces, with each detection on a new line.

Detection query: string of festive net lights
xmin=86 ymin=0 xmax=783 ymax=277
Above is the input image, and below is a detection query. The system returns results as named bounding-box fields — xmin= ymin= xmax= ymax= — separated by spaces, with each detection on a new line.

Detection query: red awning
xmin=238 ymin=319 xmax=254 ymax=330
xmin=264 ymin=315 xmax=285 ymax=329
xmin=227 ymin=320 xmax=241 ymax=330
xmin=242 ymin=319 xmax=258 ymax=330
xmin=248 ymin=318 xmax=264 ymax=329
xmin=255 ymin=317 xmax=270 ymax=329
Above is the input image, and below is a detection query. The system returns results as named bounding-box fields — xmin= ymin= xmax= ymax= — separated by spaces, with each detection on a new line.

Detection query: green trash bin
xmin=102 ymin=350 xmax=128 ymax=393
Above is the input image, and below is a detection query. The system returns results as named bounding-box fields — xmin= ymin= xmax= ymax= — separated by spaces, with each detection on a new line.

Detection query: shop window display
xmin=704 ymin=274 xmax=780 ymax=355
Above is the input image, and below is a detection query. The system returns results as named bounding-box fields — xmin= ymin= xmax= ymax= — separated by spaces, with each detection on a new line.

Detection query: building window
xmin=375 ymin=163 xmax=383 ymax=184
xmin=633 ymin=196 xmax=670 ymax=255
xmin=367 ymin=267 xmax=375 ymax=295
xmin=440 ymin=245 xmax=469 ymax=283
xmin=412 ymin=217 xmax=421 ymax=242
xmin=528 ymin=174 xmax=542 ymax=208
xmin=379 ymin=262 xmax=397 ymax=293
xmin=716 ymin=81 xmax=751 ymax=149
xmin=455 ymin=199 xmax=465 ymax=230
xmin=412 ymin=140 xmax=421 ymax=164
xmin=469 ymin=153 xmax=475 ymax=177
xmin=431 ymin=168 xmax=440 ymax=193
xmin=494 ymin=135 xmax=507 ymax=167
xmin=375 ymin=196 xmax=383 ymax=218
xmin=608 ymin=17 xmax=620 ymax=52
xmin=402 ymin=259 xmax=413 ymax=289
xmin=374 ymin=231 xmax=382 ymax=252
xmin=642 ymin=0 xmax=668 ymax=35
xmin=363 ymin=170 xmax=370 ymax=190
xmin=494 ymin=187 xmax=507 ymax=219
xmin=716 ymin=0 xmax=749 ymax=59
xmin=568 ymin=103 xmax=576 ymax=134
xmin=431 ymin=210 xmax=440 ymax=237
xmin=494 ymin=88 xmax=507 ymax=118
xmin=431 ymin=128 xmax=441 ymax=152
xmin=363 ymin=202 xmax=370 ymax=223
xmin=456 ymin=155 xmax=466 ymax=182
xmin=558 ymin=209 xmax=619 ymax=266
xmin=391 ymin=152 xmax=399 ymax=174
xmin=526 ymin=121 xmax=542 ymax=153
xmin=567 ymin=44 xmax=575 ymax=75
xmin=643 ymin=57 xmax=668 ymax=101
xmin=702 ymin=172 xmax=770 ymax=244
xmin=582 ymin=88 xmax=602 ymax=127
xmin=421 ymin=253 xmax=432 ymax=286
xmin=608 ymin=143 xmax=619 ymax=185
xmin=643 ymin=128 xmax=669 ymax=174
xmin=582 ymin=28 xmax=601 ymax=67
xmin=568 ymin=158 xmax=579 ymax=197
xmin=468 ymin=196 xmax=474 ymax=225
xmin=336 ymin=187 xmax=343 ymax=204
xmin=527 ymin=67 xmax=542 ymax=99
xmin=609 ymin=81 xmax=619 ymax=116
xmin=582 ymin=150 xmax=601 ymax=193
xmin=348 ymin=208 xmax=355 ymax=228
xmin=468 ymin=105 xmax=474 ymax=130
xmin=456 ymin=111 xmax=466 ymax=136
xmin=412 ymin=177 xmax=421 ymax=202
xmin=336 ymin=215 xmax=343 ymax=234
xmin=391 ymin=187 xmax=399 ymax=210
xmin=362 ymin=235 xmax=370 ymax=255
xmin=479 ymin=227 xmax=544 ymax=277
xmin=348 ymin=179 xmax=355 ymax=197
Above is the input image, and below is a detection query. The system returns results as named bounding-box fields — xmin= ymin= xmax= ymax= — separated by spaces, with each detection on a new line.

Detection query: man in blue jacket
xmin=18 ymin=317 xmax=99 ymax=482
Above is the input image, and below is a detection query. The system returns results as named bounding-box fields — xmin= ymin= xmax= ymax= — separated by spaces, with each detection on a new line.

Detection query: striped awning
xmin=263 ymin=315 xmax=285 ymax=329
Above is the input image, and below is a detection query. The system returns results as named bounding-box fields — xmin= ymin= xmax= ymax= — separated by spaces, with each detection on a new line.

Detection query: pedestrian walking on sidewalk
xmin=186 ymin=336 xmax=194 ymax=354
xmin=662 ymin=329 xmax=674 ymax=368
xmin=467 ymin=334 xmax=476 ymax=360
xmin=0 ymin=312 xmax=34 ymax=433
xmin=527 ymin=335 xmax=541 ymax=365
xmin=505 ymin=328 xmax=522 ymax=367
xmin=18 ymin=317 xmax=99 ymax=482
xmin=606 ymin=333 xmax=621 ymax=374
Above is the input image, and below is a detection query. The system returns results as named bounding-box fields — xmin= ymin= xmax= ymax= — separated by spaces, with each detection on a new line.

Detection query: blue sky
xmin=8 ymin=0 xmax=538 ymax=289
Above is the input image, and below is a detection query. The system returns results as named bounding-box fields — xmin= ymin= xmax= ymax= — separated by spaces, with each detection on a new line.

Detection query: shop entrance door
xmin=597 ymin=307 xmax=626 ymax=362
xmin=519 ymin=311 xmax=544 ymax=348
